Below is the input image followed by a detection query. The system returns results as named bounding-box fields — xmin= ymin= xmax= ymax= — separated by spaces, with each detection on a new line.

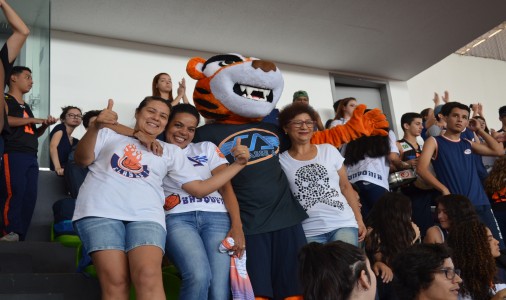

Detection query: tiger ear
xmin=186 ymin=57 xmax=207 ymax=80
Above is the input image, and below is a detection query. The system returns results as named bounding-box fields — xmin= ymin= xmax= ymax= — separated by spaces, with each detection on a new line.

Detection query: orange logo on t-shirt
xmin=23 ymin=111 xmax=34 ymax=134
xmin=164 ymin=194 xmax=181 ymax=210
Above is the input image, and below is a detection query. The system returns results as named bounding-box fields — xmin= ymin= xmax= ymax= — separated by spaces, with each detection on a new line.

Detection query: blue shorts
xmin=74 ymin=217 xmax=166 ymax=255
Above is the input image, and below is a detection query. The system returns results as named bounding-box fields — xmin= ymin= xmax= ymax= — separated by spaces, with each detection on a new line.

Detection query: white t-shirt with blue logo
xmin=163 ymin=141 xmax=229 ymax=214
xmin=73 ymin=128 xmax=200 ymax=229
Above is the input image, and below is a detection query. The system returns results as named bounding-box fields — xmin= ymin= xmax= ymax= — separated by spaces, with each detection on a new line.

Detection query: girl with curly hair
xmin=485 ymin=156 xmax=506 ymax=238
xmin=424 ymin=194 xmax=479 ymax=244
xmin=365 ymin=192 xmax=420 ymax=299
xmin=447 ymin=220 xmax=506 ymax=300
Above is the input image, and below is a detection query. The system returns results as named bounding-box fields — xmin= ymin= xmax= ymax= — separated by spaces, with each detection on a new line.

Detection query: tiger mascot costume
xmin=187 ymin=53 xmax=388 ymax=300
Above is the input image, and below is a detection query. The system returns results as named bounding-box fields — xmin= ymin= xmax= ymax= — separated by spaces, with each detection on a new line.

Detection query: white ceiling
xmin=48 ymin=0 xmax=506 ymax=81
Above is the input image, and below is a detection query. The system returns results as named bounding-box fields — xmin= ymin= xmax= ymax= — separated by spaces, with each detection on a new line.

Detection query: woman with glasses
xmin=391 ymin=243 xmax=462 ymax=300
xmin=49 ymin=106 xmax=83 ymax=176
xmin=278 ymin=103 xmax=365 ymax=245
xmin=447 ymin=219 xmax=506 ymax=300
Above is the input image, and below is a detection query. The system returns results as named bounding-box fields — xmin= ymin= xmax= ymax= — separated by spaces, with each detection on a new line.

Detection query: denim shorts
xmin=74 ymin=217 xmax=166 ymax=255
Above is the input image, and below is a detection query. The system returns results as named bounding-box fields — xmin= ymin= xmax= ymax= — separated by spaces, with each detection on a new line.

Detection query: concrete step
xmin=0 ymin=241 xmax=77 ymax=273
xmin=0 ymin=273 xmax=100 ymax=300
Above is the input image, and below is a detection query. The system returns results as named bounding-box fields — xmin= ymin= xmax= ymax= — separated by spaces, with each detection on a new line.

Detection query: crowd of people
xmin=1 ymin=2 xmax=506 ymax=299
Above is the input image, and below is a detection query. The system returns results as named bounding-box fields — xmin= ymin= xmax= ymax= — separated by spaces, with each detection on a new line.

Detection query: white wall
xmin=50 ymin=30 xmax=339 ymax=139
xmin=54 ymin=31 xmax=506 ymax=142
xmin=407 ymin=54 xmax=506 ymax=131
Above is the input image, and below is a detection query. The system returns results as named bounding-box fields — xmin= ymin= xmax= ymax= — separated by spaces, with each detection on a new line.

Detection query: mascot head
xmin=187 ymin=53 xmax=284 ymax=124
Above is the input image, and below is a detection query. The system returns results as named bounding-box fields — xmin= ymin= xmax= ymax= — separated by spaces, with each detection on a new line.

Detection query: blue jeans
xmin=305 ymin=227 xmax=358 ymax=246
xmin=165 ymin=211 xmax=231 ymax=300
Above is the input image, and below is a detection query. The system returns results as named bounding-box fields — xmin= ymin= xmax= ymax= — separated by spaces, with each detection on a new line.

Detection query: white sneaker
xmin=0 ymin=232 xmax=19 ymax=242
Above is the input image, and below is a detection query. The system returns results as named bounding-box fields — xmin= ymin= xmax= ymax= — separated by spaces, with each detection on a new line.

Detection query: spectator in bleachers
xmin=391 ymin=243 xmax=462 ymax=300
xmin=278 ymin=103 xmax=365 ymax=246
xmin=419 ymin=107 xmax=432 ymax=140
xmin=0 ymin=0 xmax=30 ymax=165
xmin=492 ymin=105 xmax=506 ymax=150
xmin=330 ymin=97 xmax=357 ymax=128
xmin=396 ymin=112 xmax=437 ymax=238
xmin=0 ymin=66 xmax=57 ymax=242
xmin=152 ymin=72 xmax=189 ymax=107
xmin=63 ymin=109 xmax=101 ymax=199
xmin=485 ymin=156 xmax=506 ymax=242
xmin=72 ymin=97 xmax=248 ymax=300
xmin=472 ymin=104 xmax=500 ymax=173
xmin=49 ymin=106 xmax=82 ymax=176
xmin=424 ymin=194 xmax=479 ymax=244
xmin=292 ymin=90 xmax=324 ymax=131
xmin=298 ymin=241 xmax=377 ymax=300
xmin=365 ymin=192 xmax=421 ymax=299
xmin=161 ymin=104 xmax=245 ymax=300
xmin=447 ymin=219 xmax=506 ymax=299
xmin=417 ymin=102 xmax=505 ymax=250
xmin=343 ymin=122 xmax=404 ymax=219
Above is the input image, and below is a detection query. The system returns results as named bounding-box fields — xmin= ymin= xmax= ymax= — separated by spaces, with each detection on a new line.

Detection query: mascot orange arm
xmin=310 ymin=104 xmax=389 ymax=146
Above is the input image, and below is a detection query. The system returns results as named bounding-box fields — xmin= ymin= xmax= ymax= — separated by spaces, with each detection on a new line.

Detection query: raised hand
xmin=433 ymin=92 xmax=440 ymax=106
xmin=95 ymin=99 xmax=118 ymax=128
xmin=230 ymin=137 xmax=250 ymax=165
xmin=177 ymin=78 xmax=186 ymax=96
xmin=442 ymin=90 xmax=450 ymax=103
xmin=468 ymin=118 xmax=479 ymax=132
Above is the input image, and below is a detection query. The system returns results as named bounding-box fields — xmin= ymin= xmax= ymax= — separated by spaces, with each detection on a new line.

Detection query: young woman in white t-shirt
xmin=161 ymin=104 xmax=245 ymax=300
xmin=278 ymin=103 xmax=365 ymax=246
xmin=330 ymin=97 xmax=358 ymax=128
xmin=73 ymin=97 xmax=249 ymax=300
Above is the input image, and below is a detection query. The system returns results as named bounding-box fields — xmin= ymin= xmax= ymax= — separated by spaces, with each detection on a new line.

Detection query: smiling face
xmin=419 ymin=258 xmax=462 ymax=300
xmin=284 ymin=113 xmax=315 ymax=145
xmin=437 ymin=203 xmax=450 ymax=230
xmin=134 ymin=100 xmax=170 ymax=137
xmin=165 ymin=112 xmax=198 ymax=149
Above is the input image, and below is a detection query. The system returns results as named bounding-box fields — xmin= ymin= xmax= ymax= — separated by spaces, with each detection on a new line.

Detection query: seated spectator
xmin=391 ymin=243 xmax=462 ymax=300
xmin=152 ymin=72 xmax=189 ymax=107
xmin=424 ymin=194 xmax=479 ymax=244
xmin=298 ymin=241 xmax=377 ymax=300
xmin=292 ymin=90 xmax=324 ymax=130
xmin=365 ymin=192 xmax=420 ymax=299
xmin=49 ymin=106 xmax=82 ymax=176
xmin=330 ymin=97 xmax=357 ymax=128
xmin=447 ymin=220 xmax=506 ymax=299
xmin=63 ymin=109 xmax=101 ymax=199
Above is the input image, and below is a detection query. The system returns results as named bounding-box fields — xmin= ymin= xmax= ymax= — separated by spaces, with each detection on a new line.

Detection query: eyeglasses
xmin=289 ymin=120 xmax=315 ymax=128
xmin=436 ymin=268 xmax=461 ymax=280
xmin=67 ymin=113 xmax=83 ymax=119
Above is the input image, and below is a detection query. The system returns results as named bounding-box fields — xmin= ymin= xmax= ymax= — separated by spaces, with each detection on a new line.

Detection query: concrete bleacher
xmin=0 ymin=169 xmax=101 ymax=299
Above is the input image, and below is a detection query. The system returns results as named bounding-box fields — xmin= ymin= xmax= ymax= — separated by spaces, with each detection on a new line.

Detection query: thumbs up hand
xmin=230 ymin=137 xmax=250 ymax=165
xmin=95 ymin=99 xmax=118 ymax=129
